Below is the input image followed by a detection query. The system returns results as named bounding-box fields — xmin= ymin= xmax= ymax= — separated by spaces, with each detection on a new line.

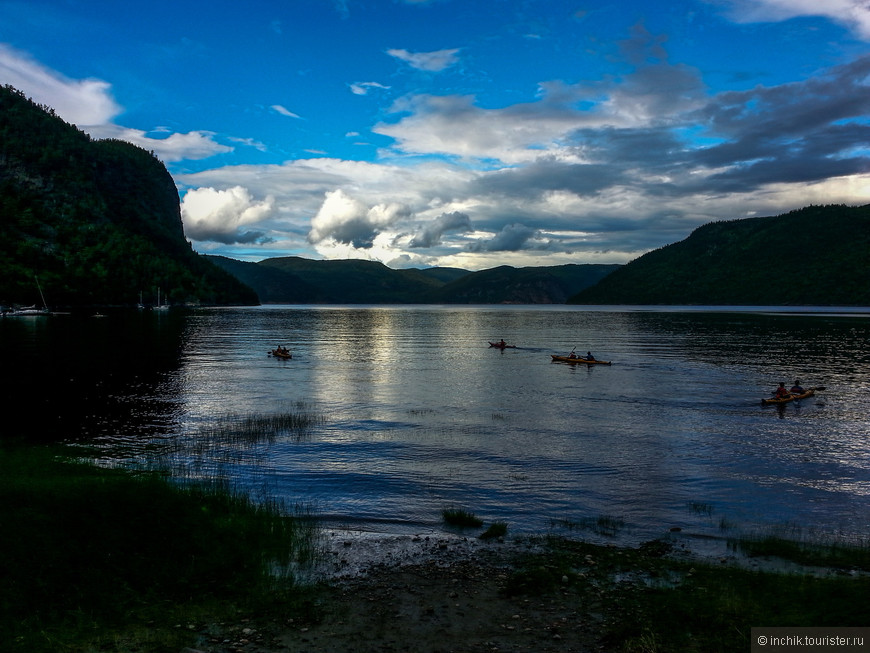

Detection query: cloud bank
xmin=2 ymin=2 xmax=869 ymax=271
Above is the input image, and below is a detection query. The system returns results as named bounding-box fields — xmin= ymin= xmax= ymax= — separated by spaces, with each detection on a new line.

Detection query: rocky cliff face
xmin=0 ymin=85 xmax=257 ymax=307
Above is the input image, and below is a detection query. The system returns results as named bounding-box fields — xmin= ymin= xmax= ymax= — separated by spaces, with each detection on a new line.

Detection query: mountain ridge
xmin=207 ymin=255 xmax=620 ymax=304
xmin=568 ymin=204 xmax=870 ymax=305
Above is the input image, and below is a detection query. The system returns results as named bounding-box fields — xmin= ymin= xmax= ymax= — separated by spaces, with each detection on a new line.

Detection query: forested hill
xmin=569 ymin=205 xmax=870 ymax=306
xmin=0 ymin=85 xmax=257 ymax=308
xmin=208 ymin=255 xmax=619 ymax=304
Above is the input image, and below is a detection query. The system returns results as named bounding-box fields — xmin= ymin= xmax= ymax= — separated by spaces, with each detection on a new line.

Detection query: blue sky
xmin=2 ymin=0 xmax=869 ymax=270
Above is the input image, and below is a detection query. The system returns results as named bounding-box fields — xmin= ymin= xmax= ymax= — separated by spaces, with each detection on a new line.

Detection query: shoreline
xmin=188 ymin=531 xmax=868 ymax=653
xmin=311 ymin=527 xmax=864 ymax=583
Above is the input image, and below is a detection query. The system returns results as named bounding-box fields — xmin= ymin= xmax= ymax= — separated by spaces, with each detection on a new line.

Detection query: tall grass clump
xmin=0 ymin=443 xmax=320 ymax=653
xmin=442 ymin=507 xmax=484 ymax=528
xmin=190 ymin=409 xmax=324 ymax=449
xmin=156 ymin=408 xmax=326 ymax=476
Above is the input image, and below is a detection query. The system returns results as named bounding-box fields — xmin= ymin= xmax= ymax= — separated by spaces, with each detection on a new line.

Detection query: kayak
xmin=761 ymin=389 xmax=814 ymax=405
xmin=269 ymin=349 xmax=292 ymax=359
xmin=551 ymin=355 xmax=611 ymax=365
xmin=489 ymin=341 xmax=516 ymax=349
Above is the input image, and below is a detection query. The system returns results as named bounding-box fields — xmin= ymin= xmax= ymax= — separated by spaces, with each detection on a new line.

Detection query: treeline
xmin=208 ymin=255 xmax=619 ymax=304
xmin=569 ymin=204 xmax=870 ymax=305
xmin=0 ymin=85 xmax=257 ymax=308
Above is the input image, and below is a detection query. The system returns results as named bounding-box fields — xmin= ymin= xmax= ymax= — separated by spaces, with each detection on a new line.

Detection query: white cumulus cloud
xmin=707 ymin=0 xmax=870 ymax=39
xmin=181 ymin=186 xmax=276 ymax=244
xmin=386 ymin=47 xmax=461 ymax=72
xmin=309 ymin=189 xmax=409 ymax=248
xmin=0 ymin=43 xmax=233 ymax=162
xmin=0 ymin=43 xmax=120 ymax=125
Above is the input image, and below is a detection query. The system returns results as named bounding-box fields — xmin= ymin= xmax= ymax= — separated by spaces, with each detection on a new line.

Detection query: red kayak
xmin=551 ymin=355 xmax=611 ymax=365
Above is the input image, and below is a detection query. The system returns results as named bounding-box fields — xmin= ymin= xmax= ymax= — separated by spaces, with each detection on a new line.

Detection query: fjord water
xmin=4 ymin=305 xmax=869 ymax=547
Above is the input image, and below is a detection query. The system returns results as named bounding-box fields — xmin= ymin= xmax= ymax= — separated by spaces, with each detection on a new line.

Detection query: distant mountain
xmin=0 ymin=85 xmax=257 ymax=308
xmin=208 ymin=255 xmax=470 ymax=303
xmin=207 ymin=256 xmax=619 ymax=304
xmin=426 ymin=264 xmax=619 ymax=304
xmin=569 ymin=204 xmax=870 ymax=305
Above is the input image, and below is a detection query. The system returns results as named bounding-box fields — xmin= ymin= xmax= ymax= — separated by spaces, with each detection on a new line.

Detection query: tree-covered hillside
xmin=569 ymin=205 xmax=870 ymax=305
xmin=208 ymin=255 xmax=617 ymax=304
xmin=0 ymin=85 xmax=257 ymax=308
xmin=257 ymin=256 xmax=453 ymax=303
xmin=428 ymin=264 xmax=619 ymax=304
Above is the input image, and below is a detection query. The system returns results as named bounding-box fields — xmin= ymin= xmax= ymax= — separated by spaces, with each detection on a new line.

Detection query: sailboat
xmin=8 ymin=276 xmax=50 ymax=316
xmin=155 ymin=287 xmax=169 ymax=311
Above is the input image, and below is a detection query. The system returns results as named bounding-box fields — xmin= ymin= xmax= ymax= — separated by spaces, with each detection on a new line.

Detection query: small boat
xmin=489 ymin=341 xmax=516 ymax=349
xmin=761 ymin=389 xmax=815 ymax=405
xmin=6 ymin=305 xmax=50 ymax=316
xmin=551 ymin=355 xmax=611 ymax=365
xmin=269 ymin=348 xmax=292 ymax=359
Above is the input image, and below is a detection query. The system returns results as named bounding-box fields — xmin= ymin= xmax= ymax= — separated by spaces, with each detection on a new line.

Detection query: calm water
xmin=4 ymin=305 xmax=869 ymax=547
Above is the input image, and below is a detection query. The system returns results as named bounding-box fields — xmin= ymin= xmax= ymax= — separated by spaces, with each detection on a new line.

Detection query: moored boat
xmin=551 ymin=355 xmax=611 ymax=365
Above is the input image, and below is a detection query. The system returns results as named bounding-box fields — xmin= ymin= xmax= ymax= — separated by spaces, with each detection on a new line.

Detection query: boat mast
xmin=35 ymin=275 xmax=48 ymax=310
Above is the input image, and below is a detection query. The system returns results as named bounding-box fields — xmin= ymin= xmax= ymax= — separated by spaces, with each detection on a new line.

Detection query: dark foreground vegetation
xmin=0 ymin=444 xmax=318 ymax=652
xmin=3 ymin=444 xmax=869 ymax=652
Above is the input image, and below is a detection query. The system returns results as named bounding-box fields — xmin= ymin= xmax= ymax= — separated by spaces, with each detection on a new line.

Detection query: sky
xmin=1 ymin=0 xmax=869 ymax=270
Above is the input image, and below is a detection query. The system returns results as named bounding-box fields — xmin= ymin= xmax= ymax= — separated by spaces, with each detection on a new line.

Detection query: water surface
xmin=4 ymin=305 xmax=868 ymax=547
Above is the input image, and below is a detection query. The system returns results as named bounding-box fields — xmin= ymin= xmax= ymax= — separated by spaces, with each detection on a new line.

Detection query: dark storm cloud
xmin=472 ymin=159 xmax=625 ymax=198
xmin=468 ymin=223 xmax=541 ymax=252
xmin=688 ymin=55 xmax=870 ymax=186
xmin=409 ymin=211 xmax=472 ymax=248
xmin=183 ymin=222 xmax=271 ymax=245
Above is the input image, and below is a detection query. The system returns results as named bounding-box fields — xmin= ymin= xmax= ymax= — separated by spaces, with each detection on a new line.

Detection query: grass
xmin=176 ymin=408 xmax=324 ymax=454
xmin=728 ymin=534 xmax=870 ymax=571
xmin=442 ymin=507 xmax=484 ymax=528
xmin=153 ymin=407 xmax=326 ymax=481
xmin=504 ymin=536 xmax=870 ymax=652
xmin=0 ymin=443 xmax=320 ymax=653
xmin=8 ymin=439 xmax=869 ymax=653
xmin=479 ymin=521 xmax=508 ymax=540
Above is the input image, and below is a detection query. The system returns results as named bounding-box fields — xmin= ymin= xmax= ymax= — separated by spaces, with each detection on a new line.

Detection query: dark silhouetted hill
xmin=569 ymin=205 xmax=870 ymax=305
xmin=0 ymin=85 xmax=257 ymax=308
xmin=208 ymin=255 xmax=618 ymax=304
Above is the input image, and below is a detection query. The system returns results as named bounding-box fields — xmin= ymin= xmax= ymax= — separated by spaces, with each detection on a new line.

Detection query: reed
xmin=480 ymin=521 xmax=508 ymax=540
xmin=191 ymin=408 xmax=324 ymax=447
xmin=0 ymin=443 xmax=320 ymax=653
xmin=442 ymin=507 xmax=484 ymax=528
xmin=153 ymin=408 xmax=326 ymax=478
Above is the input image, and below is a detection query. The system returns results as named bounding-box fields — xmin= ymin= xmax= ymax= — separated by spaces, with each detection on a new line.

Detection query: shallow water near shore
xmin=4 ymin=304 xmax=869 ymax=553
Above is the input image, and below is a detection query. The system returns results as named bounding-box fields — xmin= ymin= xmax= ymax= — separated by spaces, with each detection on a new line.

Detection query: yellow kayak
xmin=761 ymin=389 xmax=815 ymax=405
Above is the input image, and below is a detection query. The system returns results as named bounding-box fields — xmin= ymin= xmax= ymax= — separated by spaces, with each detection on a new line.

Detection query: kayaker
xmin=585 ymin=351 xmax=596 ymax=361
xmin=774 ymin=382 xmax=791 ymax=399
xmin=790 ymin=379 xmax=805 ymax=394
